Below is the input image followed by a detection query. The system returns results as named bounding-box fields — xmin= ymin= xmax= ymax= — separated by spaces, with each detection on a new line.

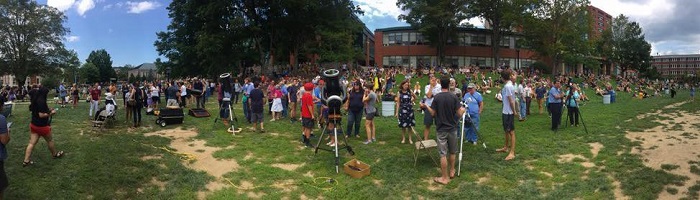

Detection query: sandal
xmin=23 ymin=160 xmax=34 ymax=167
xmin=53 ymin=151 xmax=65 ymax=158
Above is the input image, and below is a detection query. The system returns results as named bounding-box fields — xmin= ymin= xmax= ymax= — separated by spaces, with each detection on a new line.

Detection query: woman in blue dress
xmin=395 ymin=80 xmax=416 ymax=144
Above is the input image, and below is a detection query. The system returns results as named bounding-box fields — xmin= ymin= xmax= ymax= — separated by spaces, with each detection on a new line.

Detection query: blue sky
xmin=41 ymin=0 xmax=699 ymax=67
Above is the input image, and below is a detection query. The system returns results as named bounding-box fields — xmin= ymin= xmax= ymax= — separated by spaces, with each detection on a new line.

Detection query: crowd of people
xmin=0 ymin=63 xmax=698 ymax=190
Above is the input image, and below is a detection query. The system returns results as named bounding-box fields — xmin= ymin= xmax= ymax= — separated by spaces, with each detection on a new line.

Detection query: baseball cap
xmin=468 ymin=83 xmax=476 ymax=88
xmin=304 ymin=82 xmax=314 ymax=91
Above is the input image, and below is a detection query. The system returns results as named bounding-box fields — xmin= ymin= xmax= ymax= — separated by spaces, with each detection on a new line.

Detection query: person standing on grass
xmin=242 ymin=78 xmax=253 ymax=123
xmin=395 ymin=80 xmax=415 ymax=144
xmin=535 ymin=83 xmax=547 ymax=114
xmin=566 ymin=85 xmax=581 ymax=127
xmin=166 ymin=82 xmax=179 ymax=107
xmin=71 ymin=84 xmax=79 ymax=109
xmin=179 ymin=82 xmax=188 ymax=108
xmin=233 ymin=79 xmax=242 ymax=104
xmin=23 ymin=86 xmax=64 ymax=167
xmin=300 ymin=82 xmax=315 ymax=147
xmin=344 ymin=81 xmax=364 ymax=139
xmin=288 ymin=79 xmax=299 ymax=123
xmin=88 ymin=83 xmax=101 ymax=118
xmin=150 ymin=83 xmax=160 ymax=109
xmin=421 ymin=77 xmax=465 ymax=185
xmin=270 ymin=85 xmax=283 ymax=121
xmin=548 ymin=81 xmax=564 ymax=131
xmin=363 ymin=83 xmax=378 ymax=144
xmin=524 ymin=83 xmax=533 ymax=116
xmin=130 ymin=82 xmax=145 ymax=128
xmin=462 ymin=83 xmax=483 ymax=145
xmin=516 ymin=80 xmax=527 ymax=121
xmin=497 ymin=70 xmax=518 ymax=161
xmin=0 ymin=97 xmax=11 ymax=195
xmin=248 ymin=82 xmax=265 ymax=133
xmin=690 ymin=86 xmax=695 ymax=101
xmin=193 ymin=78 xmax=205 ymax=109
xmin=423 ymin=75 xmax=442 ymax=140
xmin=58 ymin=82 xmax=67 ymax=108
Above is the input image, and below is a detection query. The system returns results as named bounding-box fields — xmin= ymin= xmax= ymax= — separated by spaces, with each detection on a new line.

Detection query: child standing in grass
xmin=301 ymin=83 xmax=315 ymax=147
xmin=0 ymin=96 xmax=11 ymax=194
xmin=248 ymin=82 xmax=265 ymax=133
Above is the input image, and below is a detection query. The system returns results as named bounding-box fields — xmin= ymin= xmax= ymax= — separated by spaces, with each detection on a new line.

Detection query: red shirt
xmin=90 ymin=88 xmax=101 ymax=100
xmin=301 ymin=93 xmax=313 ymax=118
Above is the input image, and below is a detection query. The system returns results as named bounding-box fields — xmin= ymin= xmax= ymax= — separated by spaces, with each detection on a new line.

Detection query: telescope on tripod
xmin=313 ymin=69 xmax=355 ymax=173
xmin=215 ymin=73 xmax=241 ymax=134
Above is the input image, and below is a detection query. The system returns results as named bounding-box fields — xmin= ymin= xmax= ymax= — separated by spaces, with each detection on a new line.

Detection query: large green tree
xmin=610 ymin=14 xmax=652 ymax=78
xmin=397 ymin=0 xmax=470 ymax=66
xmin=0 ymin=0 xmax=70 ymax=88
xmin=521 ymin=0 xmax=594 ymax=74
xmin=470 ymin=0 xmax=535 ymax=68
xmin=85 ymin=49 xmax=116 ymax=82
xmin=79 ymin=63 xmax=100 ymax=84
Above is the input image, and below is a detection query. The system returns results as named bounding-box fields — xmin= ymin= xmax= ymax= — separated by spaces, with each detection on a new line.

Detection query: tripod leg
xmin=334 ymin=127 xmax=339 ymax=174
xmin=578 ymin=108 xmax=589 ymax=134
xmin=314 ymin=122 xmax=326 ymax=155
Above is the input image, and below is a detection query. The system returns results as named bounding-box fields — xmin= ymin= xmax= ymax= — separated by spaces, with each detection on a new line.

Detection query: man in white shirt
xmin=422 ymin=75 xmax=442 ymax=140
xmin=497 ymin=70 xmax=518 ymax=161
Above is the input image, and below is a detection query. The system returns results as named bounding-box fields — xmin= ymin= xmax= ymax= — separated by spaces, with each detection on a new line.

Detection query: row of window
xmin=661 ymin=71 xmax=696 ymax=76
xmin=653 ymin=57 xmax=700 ymax=62
xmin=654 ymin=64 xmax=700 ymax=69
xmin=382 ymin=31 xmax=517 ymax=48
xmin=382 ymin=55 xmax=533 ymax=68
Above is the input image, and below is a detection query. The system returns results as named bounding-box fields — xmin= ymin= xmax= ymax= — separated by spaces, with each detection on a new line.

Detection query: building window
xmin=471 ymin=35 xmax=487 ymax=46
xmin=500 ymin=37 xmax=510 ymax=48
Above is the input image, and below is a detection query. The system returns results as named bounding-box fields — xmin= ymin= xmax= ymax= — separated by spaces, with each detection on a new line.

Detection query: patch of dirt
xmin=626 ymin=101 xmax=700 ymax=199
xmin=137 ymin=177 xmax=167 ymax=193
xmin=477 ymin=173 xmax=491 ymax=185
xmin=272 ymin=179 xmax=296 ymax=192
xmin=611 ymin=177 xmax=629 ymax=200
xmin=244 ymin=152 xmax=255 ymax=160
xmin=558 ymin=154 xmax=595 ymax=168
xmin=145 ymin=128 xmax=239 ymax=199
xmin=541 ymin=172 xmax=553 ymax=177
xmin=303 ymin=171 xmax=315 ymax=178
xmin=272 ymin=163 xmax=303 ymax=171
xmin=424 ymin=177 xmax=440 ymax=191
xmin=140 ymin=154 xmax=163 ymax=161
xmin=372 ymin=179 xmax=384 ymax=187
xmin=589 ymin=143 xmax=603 ymax=158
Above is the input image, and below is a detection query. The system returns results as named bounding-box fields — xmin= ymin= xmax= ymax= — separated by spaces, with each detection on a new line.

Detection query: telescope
xmin=319 ymin=69 xmax=347 ymax=120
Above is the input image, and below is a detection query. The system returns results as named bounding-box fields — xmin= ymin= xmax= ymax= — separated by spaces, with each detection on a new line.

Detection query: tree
xmin=470 ymin=0 xmax=535 ymax=68
xmin=79 ymin=63 xmax=100 ymax=84
xmin=86 ymin=49 xmax=116 ymax=82
xmin=397 ymin=0 xmax=470 ymax=66
xmin=520 ymin=0 xmax=593 ymax=74
xmin=116 ymin=64 xmax=133 ymax=82
xmin=610 ymin=14 xmax=651 ymax=78
xmin=0 ymin=0 xmax=70 ymax=88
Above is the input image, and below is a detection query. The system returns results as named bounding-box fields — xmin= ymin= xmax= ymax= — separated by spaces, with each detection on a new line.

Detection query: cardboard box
xmin=343 ymin=159 xmax=370 ymax=178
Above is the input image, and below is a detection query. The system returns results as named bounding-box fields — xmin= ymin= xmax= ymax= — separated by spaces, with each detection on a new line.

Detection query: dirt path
xmin=144 ymin=128 xmax=238 ymax=199
xmin=626 ymin=101 xmax=700 ymax=199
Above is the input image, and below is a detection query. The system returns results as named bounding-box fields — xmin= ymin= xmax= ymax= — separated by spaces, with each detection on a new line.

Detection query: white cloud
xmin=66 ymin=36 xmax=80 ymax=42
xmin=103 ymin=4 xmax=112 ymax=10
xmin=47 ymin=0 xmax=77 ymax=11
xmin=354 ymin=0 xmax=404 ymax=19
xmin=76 ymin=0 xmax=95 ymax=16
xmin=125 ymin=1 xmax=161 ymax=14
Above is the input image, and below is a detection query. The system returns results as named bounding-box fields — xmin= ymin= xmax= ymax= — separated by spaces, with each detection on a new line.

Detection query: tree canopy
xmin=0 ymin=0 xmax=70 ymax=87
xmin=155 ymin=0 xmax=363 ymax=78
xmin=469 ymin=0 xmax=535 ymax=68
xmin=397 ymin=0 xmax=470 ymax=66
xmin=610 ymin=14 xmax=652 ymax=77
xmin=86 ymin=49 xmax=116 ymax=83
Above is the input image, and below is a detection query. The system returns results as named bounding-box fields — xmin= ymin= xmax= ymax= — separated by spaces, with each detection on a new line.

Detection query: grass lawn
xmin=2 ymin=74 xmax=698 ymax=199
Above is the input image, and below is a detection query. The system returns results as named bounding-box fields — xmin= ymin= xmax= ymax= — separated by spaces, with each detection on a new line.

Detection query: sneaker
xmin=329 ymin=142 xmax=337 ymax=147
xmin=372 ymin=138 xmax=376 ymax=142
xmin=355 ymin=135 xmax=360 ymax=138
xmin=363 ymin=140 xmax=372 ymax=145
xmin=471 ymin=141 xmax=477 ymax=145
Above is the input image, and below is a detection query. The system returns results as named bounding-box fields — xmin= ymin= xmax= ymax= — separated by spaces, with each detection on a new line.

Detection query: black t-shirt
xmin=431 ymin=92 xmax=461 ymax=132
xmin=348 ymin=91 xmax=364 ymax=112
xmin=194 ymin=81 xmax=204 ymax=91
xmin=288 ymin=85 xmax=298 ymax=102
xmin=166 ymin=86 xmax=179 ymax=100
xmin=249 ymin=88 xmax=264 ymax=113
xmin=31 ymin=101 xmax=50 ymax=127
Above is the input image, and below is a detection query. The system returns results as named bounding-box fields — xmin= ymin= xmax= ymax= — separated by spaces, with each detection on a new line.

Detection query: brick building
xmin=652 ymin=54 xmax=700 ymax=78
xmin=587 ymin=5 xmax=612 ymax=39
xmin=373 ymin=26 xmax=537 ymax=69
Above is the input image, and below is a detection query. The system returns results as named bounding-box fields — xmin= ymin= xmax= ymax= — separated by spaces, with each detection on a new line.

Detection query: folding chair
xmin=410 ymin=127 xmax=439 ymax=167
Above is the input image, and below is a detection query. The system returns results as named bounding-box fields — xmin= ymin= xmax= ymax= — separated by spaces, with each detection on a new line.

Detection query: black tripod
xmin=214 ymin=100 xmax=241 ymax=134
xmin=314 ymin=114 xmax=355 ymax=173
xmin=563 ymin=94 xmax=588 ymax=134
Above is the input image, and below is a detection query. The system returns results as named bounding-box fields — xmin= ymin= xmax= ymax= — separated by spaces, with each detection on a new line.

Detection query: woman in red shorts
xmin=23 ymin=86 xmax=64 ymax=167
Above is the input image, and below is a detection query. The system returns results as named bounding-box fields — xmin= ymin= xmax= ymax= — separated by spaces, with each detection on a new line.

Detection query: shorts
xmin=502 ymin=114 xmax=515 ymax=132
xmin=423 ymin=110 xmax=434 ymax=126
xmin=437 ymin=130 xmax=458 ymax=156
xmin=30 ymin=123 xmax=52 ymax=136
xmin=251 ymin=112 xmax=264 ymax=123
xmin=0 ymin=161 xmax=6 ymax=192
xmin=365 ymin=111 xmax=376 ymax=120
xmin=302 ymin=117 xmax=314 ymax=129
xmin=152 ymin=96 xmax=161 ymax=104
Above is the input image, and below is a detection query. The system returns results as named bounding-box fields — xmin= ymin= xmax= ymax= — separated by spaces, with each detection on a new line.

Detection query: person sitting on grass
xmin=421 ymin=77 xmax=465 ymax=185
xmin=23 ymin=85 xmax=64 ymax=167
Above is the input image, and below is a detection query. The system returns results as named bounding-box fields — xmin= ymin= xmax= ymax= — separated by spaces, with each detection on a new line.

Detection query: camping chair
xmin=410 ymin=127 xmax=439 ymax=167
xmin=92 ymin=105 xmax=117 ymax=130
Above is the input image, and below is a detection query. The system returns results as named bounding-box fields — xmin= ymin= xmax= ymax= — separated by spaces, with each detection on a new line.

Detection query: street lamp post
xmin=166 ymin=66 xmax=172 ymax=83
xmin=516 ymin=49 xmax=520 ymax=70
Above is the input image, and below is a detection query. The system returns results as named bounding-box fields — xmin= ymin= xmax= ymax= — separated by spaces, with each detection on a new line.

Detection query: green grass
xmin=3 ymin=74 xmax=698 ymax=199
xmin=662 ymin=164 xmax=681 ymax=171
